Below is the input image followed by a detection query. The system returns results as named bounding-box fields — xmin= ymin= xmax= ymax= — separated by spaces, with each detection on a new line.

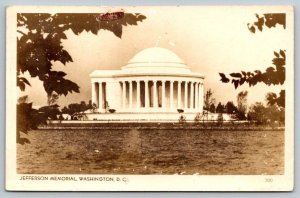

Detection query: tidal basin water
xmin=17 ymin=129 xmax=284 ymax=175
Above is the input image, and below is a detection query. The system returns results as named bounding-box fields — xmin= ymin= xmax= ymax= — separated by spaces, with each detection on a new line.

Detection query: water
xmin=17 ymin=129 xmax=284 ymax=175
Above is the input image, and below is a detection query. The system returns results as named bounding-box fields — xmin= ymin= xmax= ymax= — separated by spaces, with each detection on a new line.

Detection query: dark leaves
xmin=59 ymin=49 xmax=73 ymax=65
xmin=254 ymin=14 xmax=264 ymax=32
xmin=247 ymin=23 xmax=256 ymax=33
xmin=18 ymin=95 xmax=28 ymax=104
xmin=17 ymin=12 xmax=146 ymax=91
xmin=38 ymin=105 xmax=61 ymax=120
xmin=239 ymin=78 xmax=245 ymax=86
xmin=17 ymin=100 xmax=63 ymax=144
xmin=272 ymin=57 xmax=285 ymax=67
xmin=219 ymin=73 xmax=229 ymax=83
xmin=219 ymin=50 xmax=285 ymax=106
xmin=232 ymin=79 xmax=239 ymax=89
xmin=111 ymin=23 xmax=122 ymax=38
xmin=47 ymin=13 xmax=146 ymax=38
xmin=266 ymin=90 xmax=285 ymax=107
xmin=219 ymin=13 xmax=286 ymax=108
xmin=278 ymin=90 xmax=285 ymax=107
xmin=17 ymin=102 xmax=42 ymax=144
xmin=17 ymin=31 xmax=73 ymax=81
xmin=266 ymin=67 xmax=275 ymax=72
xmin=17 ymin=77 xmax=31 ymax=91
xmin=248 ymin=13 xmax=286 ymax=33
xmin=17 ymin=102 xmax=34 ymax=134
xmin=264 ymin=13 xmax=286 ymax=29
xmin=229 ymin=73 xmax=242 ymax=78
xmin=16 ymin=12 xmax=147 ymax=144
xmin=43 ymin=71 xmax=80 ymax=96
xmin=280 ymin=49 xmax=285 ymax=58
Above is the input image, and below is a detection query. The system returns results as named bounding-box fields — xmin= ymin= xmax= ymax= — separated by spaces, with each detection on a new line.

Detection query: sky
xmin=18 ymin=6 xmax=292 ymax=108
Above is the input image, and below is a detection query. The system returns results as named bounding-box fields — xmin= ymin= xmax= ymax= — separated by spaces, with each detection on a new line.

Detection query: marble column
xmin=129 ymin=81 xmax=133 ymax=108
xmin=99 ymin=82 xmax=103 ymax=110
xmin=145 ymin=80 xmax=149 ymax=108
xmin=195 ymin=82 xmax=198 ymax=109
xmin=162 ymin=80 xmax=166 ymax=108
xmin=92 ymin=82 xmax=97 ymax=107
xmin=122 ymin=81 xmax=126 ymax=108
xmin=199 ymin=83 xmax=203 ymax=110
xmin=170 ymin=81 xmax=174 ymax=109
xmin=136 ymin=80 xmax=140 ymax=108
xmin=190 ymin=82 xmax=194 ymax=109
xmin=177 ymin=81 xmax=181 ymax=108
xmin=184 ymin=81 xmax=188 ymax=109
xmin=153 ymin=80 xmax=158 ymax=108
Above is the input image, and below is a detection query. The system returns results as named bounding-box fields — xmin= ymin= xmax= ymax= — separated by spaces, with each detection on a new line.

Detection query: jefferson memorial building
xmin=88 ymin=47 xmax=204 ymax=122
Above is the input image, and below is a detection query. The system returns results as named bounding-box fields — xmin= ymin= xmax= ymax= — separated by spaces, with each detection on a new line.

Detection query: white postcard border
xmin=5 ymin=5 xmax=294 ymax=191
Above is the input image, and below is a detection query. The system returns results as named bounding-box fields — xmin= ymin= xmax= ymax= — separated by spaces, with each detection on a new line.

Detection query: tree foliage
xmin=247 ymin=102 xmax=284 ymax=124
xmin=38 ymin=105 xmax=61 ymax=120
xmin=204 ymin=89 xmax=215 ymax=111
xmin=236 ymin=91 xmax=248 ymax=120
xmin=17 ymin=100 xmax=59 ymax=144
xmin=219 ymin=50 xmax=285 ymax=89
xmin=225 ymin=101 xmax=238 ymax=114
xmin=17 ymin=13 xmax=146 ymax=94
xmin=17 ymin=102 xmax=38 ymax=144
xmin=16 ymin=13 xmax=146 ymax=144
xmin=247 ymin=13 xmax=285 ymax=33
xmin=61 ymin=100 xmax=93 ymax=117
xmin=237 ymin=91 xmax=248 ymax=113
xmin=219 ymin=13 xmax=286 ymax=108
xmin=266 ymin=90 xmax=285 ymax=108
xmin=247 ymin=102 xmax=266 ymax=124
xmin=209 ymin=103 xmax=216 ymax=113
xmin=216 ymin=102 xmax=224 ymax=113
xmin=47 ymin=92 xmax=59 ymax=106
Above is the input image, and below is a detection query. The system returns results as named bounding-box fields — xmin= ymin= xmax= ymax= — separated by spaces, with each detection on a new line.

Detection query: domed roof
xmin=122 ymin=47 xmax=190 ymax=73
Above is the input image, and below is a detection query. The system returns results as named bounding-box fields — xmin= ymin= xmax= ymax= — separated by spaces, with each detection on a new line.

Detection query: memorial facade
xmin=89 ymin=47 xmax=204 ymax=121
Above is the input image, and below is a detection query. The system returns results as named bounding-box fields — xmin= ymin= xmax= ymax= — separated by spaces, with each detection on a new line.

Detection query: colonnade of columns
xmin=92 ymin=80 xmax=203 ymax=112
xmin=120 ymin=80 xmax=203 ymax=110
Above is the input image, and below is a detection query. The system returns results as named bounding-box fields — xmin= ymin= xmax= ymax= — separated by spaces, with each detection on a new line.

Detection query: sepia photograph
xmin=6 ymin=5 xmax=294 ymax=191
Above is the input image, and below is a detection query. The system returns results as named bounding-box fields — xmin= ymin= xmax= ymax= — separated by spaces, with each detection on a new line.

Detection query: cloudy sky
xmin=19 ymin=6 xmax=292 ymax=108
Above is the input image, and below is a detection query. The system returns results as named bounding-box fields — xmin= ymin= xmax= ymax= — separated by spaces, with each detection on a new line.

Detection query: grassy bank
xmin=39 ymin=122 xmax=284 ymax=131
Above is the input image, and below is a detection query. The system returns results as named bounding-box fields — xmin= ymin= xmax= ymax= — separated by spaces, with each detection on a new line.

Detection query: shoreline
xmin=38 ymin=122 xmax=285 ymax=131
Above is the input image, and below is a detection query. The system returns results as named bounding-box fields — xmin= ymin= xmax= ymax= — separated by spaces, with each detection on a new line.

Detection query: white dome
xmin=122 ymin=47 xmax=190 ymax=73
